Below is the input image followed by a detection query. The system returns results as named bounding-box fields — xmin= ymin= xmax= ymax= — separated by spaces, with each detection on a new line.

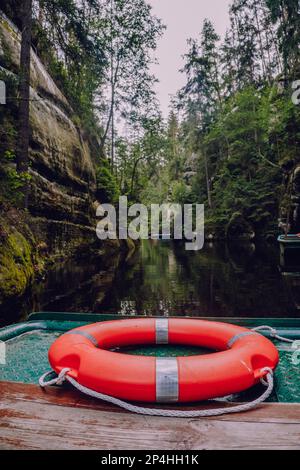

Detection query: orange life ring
xmin=49 ymin=318 xmax=279 ymax=403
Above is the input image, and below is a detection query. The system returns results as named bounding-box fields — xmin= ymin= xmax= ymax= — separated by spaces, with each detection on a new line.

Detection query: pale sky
xmin=148 ymin=0 xmax=232 ymax=117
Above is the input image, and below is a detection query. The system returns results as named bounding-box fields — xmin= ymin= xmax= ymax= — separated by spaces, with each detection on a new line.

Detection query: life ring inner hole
xmin=111 ymin=343 xmax=216 ymax=357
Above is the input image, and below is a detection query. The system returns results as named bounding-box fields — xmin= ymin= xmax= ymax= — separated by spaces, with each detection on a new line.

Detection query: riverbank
xmin=0 ymin=196 xmax=139 ymax=325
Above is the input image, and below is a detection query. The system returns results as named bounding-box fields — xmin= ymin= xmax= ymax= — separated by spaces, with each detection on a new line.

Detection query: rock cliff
xmin=0 ymin=14 xmax=97 ymax=226
xmin=0 ymin=13 xmax=123 ymax=307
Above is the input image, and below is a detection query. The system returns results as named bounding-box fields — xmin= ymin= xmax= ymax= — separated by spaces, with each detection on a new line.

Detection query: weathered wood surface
xmin=1 ymin=381 xmax=300 ymax=450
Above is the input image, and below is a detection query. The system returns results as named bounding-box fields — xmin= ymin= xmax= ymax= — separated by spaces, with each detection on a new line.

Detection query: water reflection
xmin=0 ymin=239 xmax=298 ymax=325
xmin=100 ymin=240 xmax=296 ymax=317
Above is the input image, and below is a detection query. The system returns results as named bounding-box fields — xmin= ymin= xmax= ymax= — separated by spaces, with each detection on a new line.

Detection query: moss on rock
xmin=0 ymin=228 xmax=35 ymax=302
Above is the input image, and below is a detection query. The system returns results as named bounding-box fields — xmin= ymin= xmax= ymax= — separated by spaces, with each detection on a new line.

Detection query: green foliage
xmin=194 ymin=85 xmax=283 ymax=236
xmin=172 ymin=181 xmax=192 ymax=205
xmin=96 ymin=160 xmax=120 ymax=204
xmin=171 ymin=0 xmax=300 ymax=239
xmin=2 ymin=0 xmax=300 ymax=231
xmin=101 ymin=0 xmax=164 ymax=117
xmin=115 ymin=113 xmax=167 ymax=204
xmin=1 ymin=150 xmax=15 ymax=162
xmin=0 ymin=70 xmax=18 ymax=155
xmin=265 ymin=0 xmax=300 ymax=79
xmin=0 ymin=151 xmax=31 ymax=205
xmin=5 ymin=168 xmax=31 ymax=191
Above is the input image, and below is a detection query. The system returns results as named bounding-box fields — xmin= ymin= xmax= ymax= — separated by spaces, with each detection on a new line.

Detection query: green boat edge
xmin=278 ymin=234 xmax=300 ymax=245
xmin=1 ymin=311 xmax=300 ymax=341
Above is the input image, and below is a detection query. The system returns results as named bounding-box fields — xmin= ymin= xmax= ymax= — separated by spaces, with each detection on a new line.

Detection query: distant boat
xmin=278 ymin=234 xmax=300 ymax=270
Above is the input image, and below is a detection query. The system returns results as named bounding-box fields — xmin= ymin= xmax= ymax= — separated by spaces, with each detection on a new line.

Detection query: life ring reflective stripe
xmin=48 ymin=318 xmax=279 ymax=403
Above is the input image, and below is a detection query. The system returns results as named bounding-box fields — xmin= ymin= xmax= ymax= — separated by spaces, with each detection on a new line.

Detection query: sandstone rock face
xmin=0 ymin=14 xmax=118 ymax=307
xmin=1 ymin=13 xmax=140 ymax=311
xmin=0 ymin=15 xmax=96 ymax=226
xmin=29 ymin=91 xmax=96 ymax=225
xmin=183 ymin=153 xmax=198 ymax=185
xmin=0 ymin=14 xmax=98 ymax=254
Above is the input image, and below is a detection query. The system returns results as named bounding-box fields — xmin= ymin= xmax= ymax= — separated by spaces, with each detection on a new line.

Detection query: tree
xmin=265 ymin=0 xmax=300 ymax=80
xmin=179 ymin=19 xmax=222 ymax=208
xmin=17 ymin=0 xmax=32 ymax=186
xmin=113 ymin=109 xmax=165 ymax=202
xmin=98 ymin=0 xmax=164 ymax=168
xmin=166 ymin=111 xmax=182 ymax=180
xmin=229 ymin=0 xmax=260 ymax=86
xmin=35 ymin=0 xmax=107 ymax=130
xmin=180 ymin=19 xmax=221 ymax=126
xmin=163 ymin=2 xmax=292 ymax=238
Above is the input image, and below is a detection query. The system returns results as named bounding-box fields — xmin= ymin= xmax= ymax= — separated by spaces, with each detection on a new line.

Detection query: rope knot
xmin=260 ymin=367 xmax=274 ymax=386
xmin=39 ymin=367 xmax=71 ymax=388
xmin=56 ymin=368 xmax=71 ymax=385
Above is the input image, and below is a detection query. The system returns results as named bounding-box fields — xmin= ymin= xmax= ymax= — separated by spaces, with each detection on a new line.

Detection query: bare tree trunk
xmin=130 ymin=156 xmax=144 ymax=196
xmin=253 ymin=1 xmax=268 ymax=82
xmin=101 ymin=0 xmax=117 ymax=169
xmin=17 ymin=0 xmax=32 ymax=173
xmin=17 ymin=0 xmax=32 ymax=208
xmin=111 ymin=81 xmax=115 ymax=171
xmin=100 ymin=60 xmax=119 ymax=157
xmin=101 ymin=90 xmax=114 ymax=149
xmin=203 ymin=150 xmax=212 ymax=209
xmin=38 ymin=3 xmax=44 ymax=25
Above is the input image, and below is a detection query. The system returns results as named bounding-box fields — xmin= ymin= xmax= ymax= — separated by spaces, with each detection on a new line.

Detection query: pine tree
xmin=166 ymin=111 xmax=182 ymax=180
xmin=265 ymin=0 xmax=300 ymax=79
xmin=179 ymin=19 xmax=222 ymax=208
xmin=229 ymin=0 xmax=259 ymax=86
xmin=181 ymin=19 xmax=221 ymax=128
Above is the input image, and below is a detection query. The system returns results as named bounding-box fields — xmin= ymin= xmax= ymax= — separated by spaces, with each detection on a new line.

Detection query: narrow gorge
xmin=0 ymin=13 xmax=132 ymax=320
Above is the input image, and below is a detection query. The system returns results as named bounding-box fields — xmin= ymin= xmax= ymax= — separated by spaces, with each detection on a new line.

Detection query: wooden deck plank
xmin=1 ymin=381 xmax=300 ymax=423
xmin=1 ymin=382 xmax=300 ymax=450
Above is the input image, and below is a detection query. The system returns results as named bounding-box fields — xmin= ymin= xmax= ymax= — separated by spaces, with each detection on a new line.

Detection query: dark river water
xmin=1 ymin=240 xmax=299 ymax=326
